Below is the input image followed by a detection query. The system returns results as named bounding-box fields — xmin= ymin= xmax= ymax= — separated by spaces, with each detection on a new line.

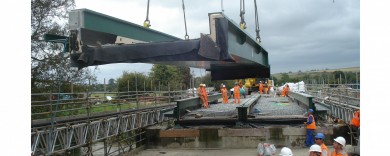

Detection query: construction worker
xmin=279 ymin=147 xmax=293 ymax=156
xmin=315 ymin=133 xmax=329 ymax=156
xmin=331 ymin=136 xmax=348 ymax=156
xmin=197 ymin=84 xmax=206 ymax=108
xmin=281 ymin=84 xmax=290 ymax=97
xmin=349 ymin=109 xmax=360 ymax=137
xmin=264 ymin=82 xmax=269 ymax=94
xmin=285 ymin=84 xmax=290 ymax=97
xmin=309 ymin=144 xmax=322 ymax=156
xmin=281 ymin=86 xmax=286 ymax=97
xmin=202 ymin=84 xmax=209 ymax=108
xmin=221 ymin=85 xmax=228 ymax=104
xmin=304 ymin=109 xmax=316 ymax=147
xmin=220 ymin=83 xmax=224 ymax=93
xmin=259 ymin=81 xmax=263 ymax=94
xmin=233 ymin=82 xmax=241 ymax=104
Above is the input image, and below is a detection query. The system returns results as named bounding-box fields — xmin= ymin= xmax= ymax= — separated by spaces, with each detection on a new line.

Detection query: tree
xmin=149 ymin=64 xmax=193 ymax=90
xmin=117 ymin=72 xmax=148 ymax=92
xmin=31 ymin=0 xmax=97 ymax=94
xmin=333 ymin=71 xmax=345 ymax=84
xmin=108 ymin=78 xmax=115 ymax=85
xmin=149 ymin=64 xmax=175 ymax=87
xmin=176 ymin=66 xmax=192 ymax=89
xmin=280 ymin=73 xmax=290 ymax=84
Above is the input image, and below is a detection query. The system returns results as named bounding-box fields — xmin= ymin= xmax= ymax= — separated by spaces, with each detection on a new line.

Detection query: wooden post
xmin=168 ymin=82 xmax=171 ymax=104
xmin=87 ymin=79 xmax=91 ymax=118
xmin=136 ymin=76 xmax=139 ymax=109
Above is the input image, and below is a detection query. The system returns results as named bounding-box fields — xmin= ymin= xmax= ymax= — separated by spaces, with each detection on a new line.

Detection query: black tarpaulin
xmin=71 ymin=34 xmax=234 ymax=69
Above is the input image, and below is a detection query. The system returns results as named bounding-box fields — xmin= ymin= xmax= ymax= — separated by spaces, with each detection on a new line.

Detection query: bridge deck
xmin=181 ymin=94 xmax=307 ymax=119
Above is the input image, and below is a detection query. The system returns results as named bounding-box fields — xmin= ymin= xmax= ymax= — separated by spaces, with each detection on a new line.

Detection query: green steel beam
xmin=224 ymin=16 xmax=269 ymax=67
xmin=208 ymin=13 xmax=270 ymax=79
xmin=237 ymin=93 xmax=261 ymax=122
xmin=69 ymin=9 xmax=180 ymax=42
xmin=175 ymin=93 xmax=222 ymax=120
xmin=289 ymin=91 xmax=316 ymax=112
xmin=67 ymin=9 xmax=271 ymax=80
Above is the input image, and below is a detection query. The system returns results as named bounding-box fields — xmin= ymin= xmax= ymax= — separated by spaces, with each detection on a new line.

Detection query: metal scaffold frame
xmin=31 ymin=109 xmax=167 ymax=155
xmin=305 ymin=83 xmax=360 ymax=124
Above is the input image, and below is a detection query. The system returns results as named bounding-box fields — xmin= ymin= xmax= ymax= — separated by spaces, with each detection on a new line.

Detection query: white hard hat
xmin=223 ymin=85 xmax=226 ymax=87
xmin=334 ymin=136 xmax=346 ymax=147
xmin=309 ymin=144 xmax=321 ymax=153
xmin=279 ymin=147 xmax=293 ymax=156
xmin=203 ymin=84 xmax=206 ymax=87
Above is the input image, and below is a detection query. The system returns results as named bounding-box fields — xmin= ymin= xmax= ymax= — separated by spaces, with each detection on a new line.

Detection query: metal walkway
xmin=68 ymin=9 xmax=270 ymax=80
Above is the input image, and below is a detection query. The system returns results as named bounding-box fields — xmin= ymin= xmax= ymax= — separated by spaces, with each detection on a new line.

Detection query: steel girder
xmin=289 ymin=91 xmax=315 ymax=110
xmin=31 ymin=109 xmax=164 ymax=155
xmin=237 ymin=93 xmax=261 ymax=122
xmin=68 ymin=9 xmax=270 ymax=80
xmin=69 ymin=9 xmax=180 ymax=42
xmin=174 ymin=93 xmax=222 ymax=120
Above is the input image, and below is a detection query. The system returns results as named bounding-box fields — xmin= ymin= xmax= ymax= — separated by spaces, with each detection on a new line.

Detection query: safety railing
xmin=305 ymin=84 xmax=359 ymax=123
xmin=31 ymin=90 xmax=188 ymax=121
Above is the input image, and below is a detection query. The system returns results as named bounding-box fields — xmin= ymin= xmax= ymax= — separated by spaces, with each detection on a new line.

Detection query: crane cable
xmin=182 ymin=0 xmax=189 ymax=40
xmin=143 ymin=0 xmax=151 ymax=28
xmin=254 ymin=0 xmax=261 ymax=43
xmin=239 ymin=0 xmax=246 ymax=29
xmin=221 ymin=0 xmax=224 ymax=12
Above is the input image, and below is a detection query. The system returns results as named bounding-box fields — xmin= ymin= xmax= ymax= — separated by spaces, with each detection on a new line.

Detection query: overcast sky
xmin=74 ymin=0 xmax=360 ymax=83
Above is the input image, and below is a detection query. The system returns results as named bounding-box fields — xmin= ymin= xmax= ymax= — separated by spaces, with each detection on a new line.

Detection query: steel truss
xmin=31 ymin=109 xmax=166 ymax=155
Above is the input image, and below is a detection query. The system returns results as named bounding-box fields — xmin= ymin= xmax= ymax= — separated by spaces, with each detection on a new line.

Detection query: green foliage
xmin=271 ymin=69 xmax=359 ymax=85
xmin=117 ymin=71 xmax=149 ymax=92
xmin=280 ymin=73 xmax=290 ymax=84
xmin=108 ymin=78 xmax=115 ymax=85
xmin=31 ymin=0 xmax=101 ymax=118
xmin=149 ymin=64 xmax=192 ymax=90
xmin=149 ymin=64 xmax=175 ymax=87
xmin=176 ymin=66 xmax=192 ymax=88
xmin=31 ymin=0 xmax=97 ymax=94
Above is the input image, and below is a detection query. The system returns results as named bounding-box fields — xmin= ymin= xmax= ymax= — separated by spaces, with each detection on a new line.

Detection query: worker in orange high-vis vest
xmin=233 ymin=82 xmax=240 ymax=104
xmin=285 ymin=84 xmax=290 ymax=97
xmin=202 ymin=84 xmax=209 ymax=108
xmin=197 ymin=84 xmax=206 ymax=108
xmin=281 ymin=86 xmax=286 ymax=97
xmin=350 ymin=109 xmax=360 ymax=136
xmin=315 ymin=133 xmax=330 ymax=156
xmin=222 ymin=85 xmax=228 ymax=104
xmin=264 ymin=82 xmax=269 ymax=94
xmin=331 ymin=136 xmax=348 ymax=156
xmin=304 ymin=109 xmax=316 ymax=147
xmin=259 ymin=81 xmax=263 ymax=94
